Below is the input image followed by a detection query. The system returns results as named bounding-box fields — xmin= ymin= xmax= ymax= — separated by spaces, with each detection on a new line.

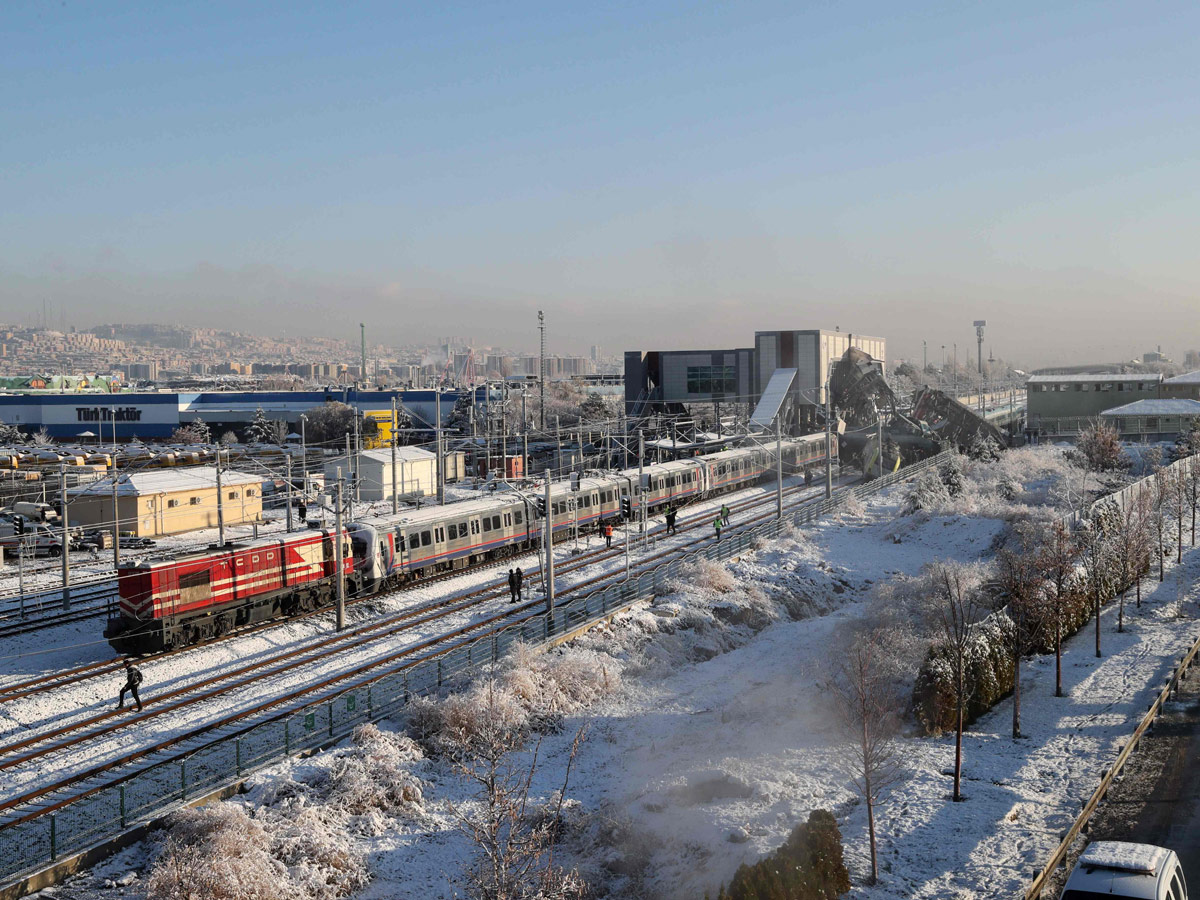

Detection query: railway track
xmin=0 ymin=474 xmax=810 ymax=701
xmin=0 ymin=474 xmax=834 ymax=819
xmin=0 ymin=580 xmax=116 ymax=640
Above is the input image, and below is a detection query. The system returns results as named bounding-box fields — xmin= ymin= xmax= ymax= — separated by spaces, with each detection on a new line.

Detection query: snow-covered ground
xmin=31 ymin=448 xmax=1196 ymax=900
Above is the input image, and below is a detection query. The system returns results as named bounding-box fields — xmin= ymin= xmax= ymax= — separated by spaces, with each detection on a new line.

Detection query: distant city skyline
xmin=4 ymin=2 xmax=1198 ymax=366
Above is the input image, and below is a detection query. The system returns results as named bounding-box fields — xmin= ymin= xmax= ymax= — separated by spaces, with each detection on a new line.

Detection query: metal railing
xmin=0 ymin=451 xmax=950 ymax=888
xmin=1026 ymin=633 xmax=1200 ymax=898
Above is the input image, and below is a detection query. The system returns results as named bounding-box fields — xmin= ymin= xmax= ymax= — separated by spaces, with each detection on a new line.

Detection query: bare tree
xmin=1075 ymin=419 xmax=1130 ymax=472
xmin=996 ymin=529 xmax=1044 ymax=739
xmin=926 ymin=562 xmax=985 ymax=802
xmin=1108 ymin=492 xmax=1152 ymax=630
xmin=1188 ymin=457 xmax=1200 ymax=547
xmin=446 ymin=682 xmax=588 ymax=900
xmin=1036 ymin=521 xmax=1080 ymax=698
xmin=830 ymin=629 xmax=907 ymax=884
xmin=1079 ymin=507 xmax=1116 ymax=658
xmin=1169 ymin=464 xmax=1189 ymax=564
xmin=1152 ymin=464 xmax=1170 ymax=582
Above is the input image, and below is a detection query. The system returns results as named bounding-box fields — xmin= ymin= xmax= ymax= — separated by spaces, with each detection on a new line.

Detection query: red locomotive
xmin=108 ymin=527 xmax=358 ymax=651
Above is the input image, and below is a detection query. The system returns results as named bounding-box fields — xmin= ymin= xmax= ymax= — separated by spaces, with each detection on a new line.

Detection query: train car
xmin=543 ymin=475 xmax=632 ymax=539
xmin=356 ymin=495 xmax=536 ymax=589
xmin=108 ymin=527 xmax=355 ymax=651
xmin=634 ymin=459 xmax=706 ymax=514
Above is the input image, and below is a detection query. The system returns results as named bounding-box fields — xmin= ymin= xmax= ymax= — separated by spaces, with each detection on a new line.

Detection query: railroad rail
xmin=0 ymin=471 xmax=798 ymax=702
xmin=0 ymin=452 xmax=950 ymax=891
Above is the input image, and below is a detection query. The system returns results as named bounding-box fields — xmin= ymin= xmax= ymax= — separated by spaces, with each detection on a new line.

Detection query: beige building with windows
xmin=66 ymin=467 xmax=262 ymax=537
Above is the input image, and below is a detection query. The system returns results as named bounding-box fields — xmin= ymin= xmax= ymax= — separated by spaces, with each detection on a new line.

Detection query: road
xmin=1088 ymin=665 xmax=1200 ymax=889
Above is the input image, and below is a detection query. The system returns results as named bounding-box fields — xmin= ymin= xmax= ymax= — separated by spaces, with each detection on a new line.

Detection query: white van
xmin=1062 ymin=842 xmax=1187 ymax=900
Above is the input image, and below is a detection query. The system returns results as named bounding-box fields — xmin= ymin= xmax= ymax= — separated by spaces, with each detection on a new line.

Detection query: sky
xmin=2 ymin=1 xmax=1198 ymax=365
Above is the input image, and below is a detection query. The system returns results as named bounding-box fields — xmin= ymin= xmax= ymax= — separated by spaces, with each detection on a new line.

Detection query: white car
xmin=1062 ymin=841 xmax=1187 ymax=900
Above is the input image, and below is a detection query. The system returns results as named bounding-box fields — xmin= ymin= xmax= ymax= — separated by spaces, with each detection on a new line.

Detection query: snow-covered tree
xmin=245 ymin=407 xmax=286 ymax=444
xmin=0 ymin=418 xmax=23 ymax=445
xmin=939 ymin=454 xmax=967 ymax=498
xmin=996 ymin=528 xmax=1045 ymax=739
xmin=302 ymin=402 xmax=356 ymax=446
xmin=1074 ymin=420 xmax=1129 ymax=472
xmin=902 ymin=470 xmax=950 ymax=515
xmin=1035 ymin=520 xmax=1080 ymax=697
xmin=171 ymin=417 xmax=212 ymax=445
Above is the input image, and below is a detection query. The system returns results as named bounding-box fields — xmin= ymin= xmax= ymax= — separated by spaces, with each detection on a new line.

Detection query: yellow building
xmin=66 ymin=467 xmax=262 ymax=537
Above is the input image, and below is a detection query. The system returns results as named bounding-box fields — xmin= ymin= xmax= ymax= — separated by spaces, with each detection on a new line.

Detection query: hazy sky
xmin=3 ymin=1 xmax=1198 ymax=365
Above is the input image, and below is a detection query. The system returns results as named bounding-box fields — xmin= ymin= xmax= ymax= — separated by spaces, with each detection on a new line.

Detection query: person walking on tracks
xmin=713 ymin=515 xmax=723 ymax=542
xmin=665 ymin=505 xmax=678 ymax=535
xmin=117 ymin=660 xmax=144 ymax=712
xmin=603 ymin=522 xmax=614 ymax=549
xmin=515 ymin=567 xmax=524 ymax=601
xmin=720 ymin=503 xmax=731 ymax=527
xmin=507 ymin=568 xmax=518 ymax=603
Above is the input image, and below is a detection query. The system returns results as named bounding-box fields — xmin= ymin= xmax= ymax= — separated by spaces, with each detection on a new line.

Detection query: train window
xmin=436 ymin=527 xmax=445 ymax=542
xmin=421 ymin=530 xmax=431 ymax=547
xmin=514 ymin=510 xmax=523 ymax=524
xmin=471 ymin=520 xmax=480 ymax=535
xmin=504 ymin=513 xmax=512 ymax=526
xmin=397 ymin=533 xmax=406 ymax=551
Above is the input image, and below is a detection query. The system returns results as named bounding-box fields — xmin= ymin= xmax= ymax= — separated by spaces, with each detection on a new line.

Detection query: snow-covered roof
xmin=1100 ymin=399 xmax=1200 ymax=417
xmin=67 ymin=466 xmax=261 ymax=498
xmin=353 ymin=447 xmax=436 ymax=464
xmin=1164 ymin=370 xmax=1200 ymax=384
xmin=1078 ymin=841 xmax=1170 ymax=876
xmin=1027 ymin=373 xmax=1162 ymax=383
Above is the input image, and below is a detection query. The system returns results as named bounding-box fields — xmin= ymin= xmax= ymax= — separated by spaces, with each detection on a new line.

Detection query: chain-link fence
xmin=0 ymin=451 xmax=950 ymax=887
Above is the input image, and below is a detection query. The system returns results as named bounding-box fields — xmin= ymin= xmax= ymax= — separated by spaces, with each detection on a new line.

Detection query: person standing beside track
xmin=515 ymin=567 xmax=524 ymax=601
xmin=713 ymin=515 xmax=723 ymax=541
xmin=117 ymin=660 xmax=144 ymax=712
xmin=665 ymin=505 xmax=678 ymax=535
xmin=507 ymin=568 xmax=518 ymax=603
xmin=603 ymin=522 xmax=613 ymax=549
xmin=720 ymin=503 xmax=730 ymax=527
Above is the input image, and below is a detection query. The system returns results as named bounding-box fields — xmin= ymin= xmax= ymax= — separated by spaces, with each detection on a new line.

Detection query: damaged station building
xmin=625 ymin=329 xmax=887 ymax=435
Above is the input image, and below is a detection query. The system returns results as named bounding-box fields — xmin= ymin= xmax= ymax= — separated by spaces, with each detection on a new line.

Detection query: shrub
xmin=902 ymin=471 xmax=950 ymax=515
xmin=715 ymin=809 xmax=850 ymax=900
xmin=911 ymin=612 xmax=1016 ymax=735
xmin=939 ymin=455 xmax=967 ymax=498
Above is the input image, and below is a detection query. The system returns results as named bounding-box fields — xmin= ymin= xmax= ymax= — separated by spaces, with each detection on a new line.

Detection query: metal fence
xmin=0 ymin=451 xmax=950 ymax=888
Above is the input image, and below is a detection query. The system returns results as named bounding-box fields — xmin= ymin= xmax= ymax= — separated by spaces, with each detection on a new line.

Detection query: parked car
xmin=1062 ymin=841 xmax=1186 ymax=900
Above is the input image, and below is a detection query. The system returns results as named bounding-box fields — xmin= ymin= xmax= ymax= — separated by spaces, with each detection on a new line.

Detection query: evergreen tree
xmin=0 ymin=418 xmax=23 ymax=445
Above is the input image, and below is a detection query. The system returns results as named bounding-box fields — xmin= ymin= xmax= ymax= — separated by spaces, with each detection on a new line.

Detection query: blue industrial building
xmin=0 ymin=388 xmax=484 ymax=441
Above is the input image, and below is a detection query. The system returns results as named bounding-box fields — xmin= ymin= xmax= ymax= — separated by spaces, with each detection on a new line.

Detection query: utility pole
xmin=974 ymin=320 xmax=986 ymax=375
xmin=555 ymin=415 xmax=562 ymax=475
xmin=215 ymin=446 xmax=225 ymax=547
xmin=353 ymin=414 xmax=361 ymax=504
xmin=110 ymin=459 xmax=121 ymax=572
xmin=877 ymin=409 xmax=884 ymax=479
xmin=436 ymin=389 xmax=445 ymax=504
xmin=622 ymin=412 xmax=629 ymax=468
xmin=299 ymin=414 xmax=307 ymax=505
xmin=501 ymin=387 xmax=508 ymax=479
xmin=543 ymin=477 xmax=554 ymax=626
xmin=335 ymin=469 xmax=345 ymax=631
xmin=59 ymin=464 xmax=70 ymax=611
xmin=286 ymin=454 xmax=294 ymax=532
xmin=344 ymin=433 xmax=355 ymax=520
xmin=776 ymin=418 xmax=784 ymax=519
xmin=538 ymin=310 xmax=546 ymax=431
xmin=824 ymin=375 xmax=833 ymax=499
xmin=521 ymin=390 xmax=529 ymax=478
xmin=923 ymin=340 xmax=927 ymax=380
xmin=360 ymin=323 xmax=367 ymax=386
xmin=391 ymin=398 xmax=399 ymax=514
xmin=637 ymin=429 xmax=646 ymax=538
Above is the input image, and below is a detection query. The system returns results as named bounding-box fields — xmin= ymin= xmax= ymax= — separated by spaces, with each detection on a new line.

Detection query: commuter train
xmin=107 ymin=432 xmax=834 ymax=652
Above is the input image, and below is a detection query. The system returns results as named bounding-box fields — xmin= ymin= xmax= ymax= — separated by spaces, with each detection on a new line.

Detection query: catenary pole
xmin=436 ymin=389 xmax=445 ymax=504
xmin=215 ymin=446 xmax=225 ymax=547
xmin=776 ymin=417 xmax=784 ymax=519
xmin=825 ymin=376 xmax=833 ymax=499
xmin=391 ymin=398 xmax=399 ymax=514
xmin=286 ymin=454 xmax=294 ymax=532
xmin=59 ymin=464 xmax=70 ymax=611
xmin=543 ymin=476 xmax=554 ymax=627
xmin=110 ymin=459 xmax=120 ymax=572
xmin=335 ymin=469 xmax=345 ymax=631
xmin=637 ymin=429 xmax=645 ymax=533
